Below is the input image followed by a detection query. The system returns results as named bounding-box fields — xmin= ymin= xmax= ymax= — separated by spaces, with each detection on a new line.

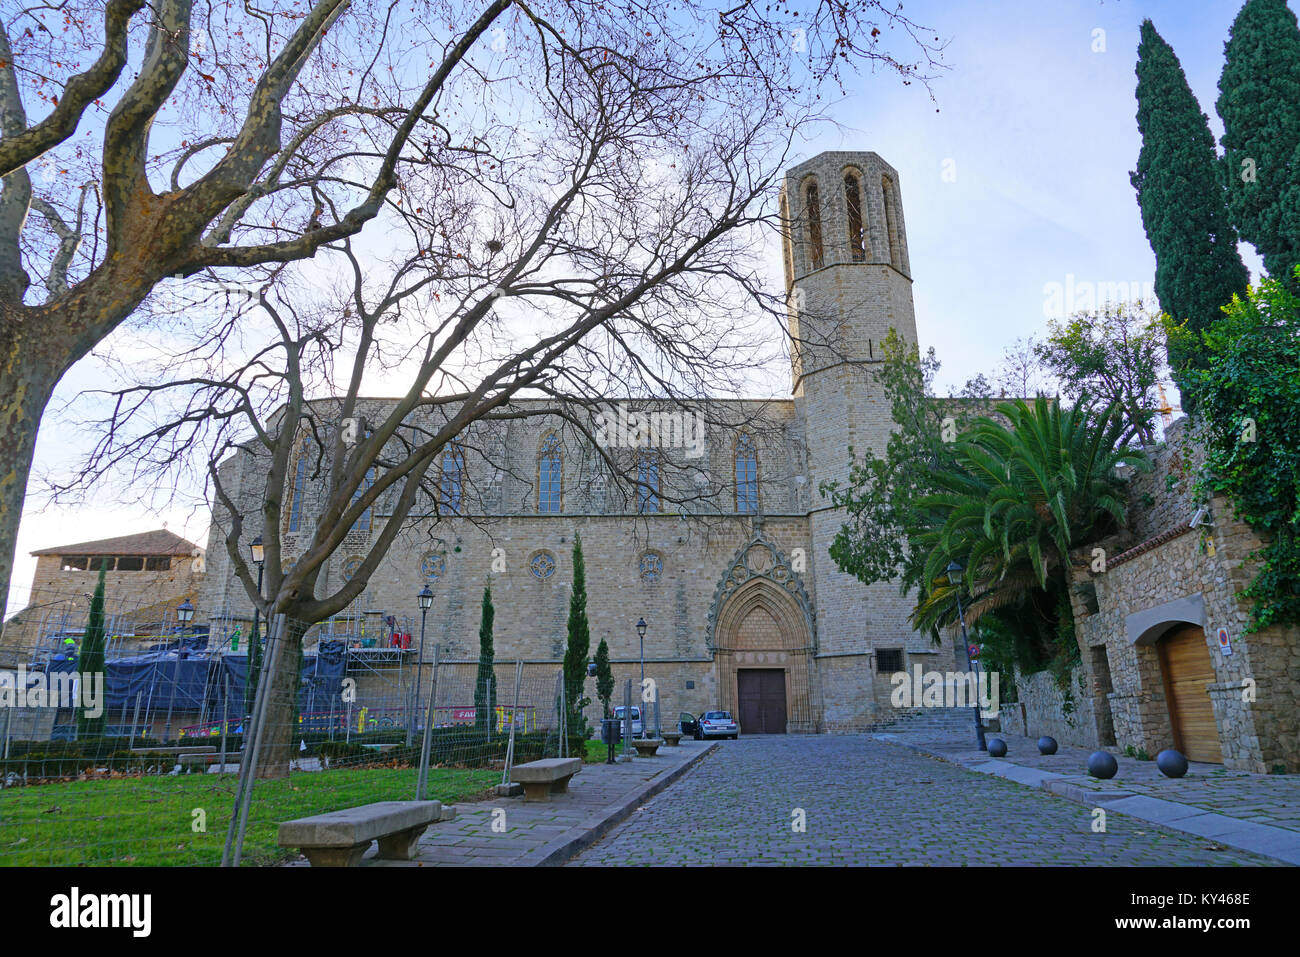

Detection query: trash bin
xmin=601 ymin=718 xmax=621 ymax=746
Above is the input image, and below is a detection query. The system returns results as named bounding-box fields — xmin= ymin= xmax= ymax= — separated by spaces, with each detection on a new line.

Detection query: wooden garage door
xmin=1159 ymin=626 xmax=1223 ymax=764
xmin=737 ymin=669 xmax=786 ymax=734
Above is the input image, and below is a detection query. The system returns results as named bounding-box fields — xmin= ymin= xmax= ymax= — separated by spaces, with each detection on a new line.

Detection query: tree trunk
xmin=255 ymin=616 xmax=307 ymax=779
xmin=0 ymin=324 xmax=61 ymax=622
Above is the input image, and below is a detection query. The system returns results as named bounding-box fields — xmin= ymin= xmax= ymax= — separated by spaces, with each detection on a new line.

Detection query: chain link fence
xmin=1 ymin=605 xmax=583 ymax=866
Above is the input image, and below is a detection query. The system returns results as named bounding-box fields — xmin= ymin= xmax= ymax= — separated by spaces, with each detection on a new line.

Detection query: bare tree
xmin=994 ymin=335 xmax=1055 ymax=400
xmin=0 ymin=0 xmax=944 ymax=622
xmin=37 ymin=2 xmax=945 ymax=772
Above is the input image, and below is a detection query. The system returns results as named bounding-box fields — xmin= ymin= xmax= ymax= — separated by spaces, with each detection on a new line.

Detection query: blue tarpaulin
xmin=46 ymin=640 xmax=348 ymax=714
xmin=216 ymin=640 xmax=346 ymax=708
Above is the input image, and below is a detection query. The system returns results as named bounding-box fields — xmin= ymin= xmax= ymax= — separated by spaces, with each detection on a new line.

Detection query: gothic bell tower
xmin=782 ymin=150 xmax=924 ymax=728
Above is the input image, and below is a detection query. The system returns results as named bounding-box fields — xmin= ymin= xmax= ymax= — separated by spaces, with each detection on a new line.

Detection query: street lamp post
xmin=164 ymin=599 xmax=195 ymax=741
xmin=946 ymin=561 xmax=987 ymax=751
xmin=246 ymin=537 xmax=265 ymax=723
xmin=636 ymin=617 xmax=647 ymax=738
xmin=416 ymin=586 xmax=433 ymax=730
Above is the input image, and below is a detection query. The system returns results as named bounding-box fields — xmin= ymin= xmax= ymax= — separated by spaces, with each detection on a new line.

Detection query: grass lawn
xmin=0 ymin=766 xmax=496 ymax=866
xmin=584 ymin=739 xmax=608 ymax=763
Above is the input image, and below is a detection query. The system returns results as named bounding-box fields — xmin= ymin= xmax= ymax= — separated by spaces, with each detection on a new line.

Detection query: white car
xmin=696 ymin=710 xmax=739 ymax=740
xmin=613 ymin=705 xmax=644 ymax=737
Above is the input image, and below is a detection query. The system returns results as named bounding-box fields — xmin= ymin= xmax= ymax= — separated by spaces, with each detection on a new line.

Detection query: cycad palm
xmin=912 ymin=396 xmax=1146 ymax=633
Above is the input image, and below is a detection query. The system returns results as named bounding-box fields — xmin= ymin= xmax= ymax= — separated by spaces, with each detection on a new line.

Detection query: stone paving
xmin=355 ymin=740 xmax=714 ymax=866
xmin=571 ymin=735 xmax=1280 ymax=865
xmin=888 ymin=730 xmax=1300 ymax=832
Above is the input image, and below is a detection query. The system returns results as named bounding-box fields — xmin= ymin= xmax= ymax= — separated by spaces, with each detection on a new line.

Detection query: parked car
xmin=681 ymin=710 xmax=739 ymax=740
xmin=613 ymin=705 xmax=643 ymax=737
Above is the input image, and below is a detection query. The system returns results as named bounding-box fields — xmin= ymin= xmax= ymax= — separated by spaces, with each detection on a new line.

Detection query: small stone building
xmin=1004 ymin=420 xmax=1300 ymax=773
xmin=0 ymin=529 xmax=204 ymax=667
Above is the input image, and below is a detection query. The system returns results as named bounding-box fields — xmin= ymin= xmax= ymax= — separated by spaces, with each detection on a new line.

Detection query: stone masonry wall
xmin=1063 ymin=420 xmax=1300 ymax=772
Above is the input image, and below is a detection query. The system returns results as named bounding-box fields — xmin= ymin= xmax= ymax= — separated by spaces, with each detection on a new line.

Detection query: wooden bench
xmin=631 ymin=738 xmax=663 ymax=757
xmin=661 ymin=731 xmax=682 ymax=747
xmin=510 ymin=758 xmax=581 ymax=802
xmin=277 ymin=800 xmax=455 ymax=866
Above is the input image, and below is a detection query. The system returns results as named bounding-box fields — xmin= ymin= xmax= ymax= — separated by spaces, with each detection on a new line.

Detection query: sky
xmin=7 ymin=0 xmax=1275 ymax=614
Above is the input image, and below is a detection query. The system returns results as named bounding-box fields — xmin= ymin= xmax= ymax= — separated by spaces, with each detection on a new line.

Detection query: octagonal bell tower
xmin=782 ymin=150 xmax=926 ymax=729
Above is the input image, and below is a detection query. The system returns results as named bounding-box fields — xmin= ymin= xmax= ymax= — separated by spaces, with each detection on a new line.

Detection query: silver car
xmin=613 ymin=705 xmax=643 ymax=737
xmin=697 ymin=710 xmax=739 ymax=740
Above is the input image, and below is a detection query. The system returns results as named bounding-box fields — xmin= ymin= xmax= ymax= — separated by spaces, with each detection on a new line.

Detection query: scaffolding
xmin=3 ymin=588 xmax=434 ymax=742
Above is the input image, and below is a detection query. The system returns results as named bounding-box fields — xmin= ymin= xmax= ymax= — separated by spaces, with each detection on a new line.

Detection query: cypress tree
xmin=594 ymin=638 xmax=614 ymax=719
xmin=1217 ymin=0 xmax=1300 ymax=284
xmin=561 ymin=532 xmax=591 ymax=738
xmin=473 ymin=585 xmax=497 ymax=732
xmin=76 ymin=565 xmax=108 ymax=739
xmin=1131 ymin=19 xmax=1251 ymax=400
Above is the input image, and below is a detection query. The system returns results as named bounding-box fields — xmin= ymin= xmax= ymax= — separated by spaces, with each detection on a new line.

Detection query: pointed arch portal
xmin=706 ymin=533 xmax=819 ymax=732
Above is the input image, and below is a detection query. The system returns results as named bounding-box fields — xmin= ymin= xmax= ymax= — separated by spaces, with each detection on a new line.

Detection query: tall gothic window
xmin=538 ymin=432 xmax=562 ymax=513
xmin=287 ymin=439 xmax=316 ymax=533
xmin=882 ymin=175 xmax=901 ymax=269
xmin=844 ymin=171 xmax=866 ymax=262
xmin=350 ymin=467 xmax=376 ymax=533
xmin=735 ymin=434 xmax=758 ymax=514
xmin=440 ymin=442 xmax=465 ymax=514
xmin=780 ymin=191 xmax=795 ymax=290
xmin=637 ymin=451 xmax=659 ymax=514
xmin=803 ymin=179 xmax=824 ymax=270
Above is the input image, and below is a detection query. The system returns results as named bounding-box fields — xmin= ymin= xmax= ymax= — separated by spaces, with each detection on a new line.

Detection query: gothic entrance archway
xmin=707 ymin=532 xmax=818 ymax=732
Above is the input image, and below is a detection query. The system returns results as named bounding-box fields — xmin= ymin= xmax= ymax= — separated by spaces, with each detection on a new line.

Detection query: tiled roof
xmin=31 ymin=528 xmax=200 ymax=557
xmin=1108 ymin=523 xmax=1194 ymax=569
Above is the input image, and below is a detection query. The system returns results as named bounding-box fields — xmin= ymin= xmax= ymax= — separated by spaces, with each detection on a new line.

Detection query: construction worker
xmin=61 ymin=635 xmax=78 ymax=663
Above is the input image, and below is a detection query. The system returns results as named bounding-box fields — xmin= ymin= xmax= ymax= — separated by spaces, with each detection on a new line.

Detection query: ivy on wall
xmin=1170 ymin=267 xmax=1300 ymax=632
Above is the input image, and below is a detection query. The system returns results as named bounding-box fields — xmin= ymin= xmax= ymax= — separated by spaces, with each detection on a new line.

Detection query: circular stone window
xmin=529 ymin=550 xmax=557 ymax=580
xmin=341 ymin=555 xmax=363 ymax=581
xmin=639 ymin=551 xmax=663 ymax=583
xmin=421 ymin=552 xmax=447 ymax=582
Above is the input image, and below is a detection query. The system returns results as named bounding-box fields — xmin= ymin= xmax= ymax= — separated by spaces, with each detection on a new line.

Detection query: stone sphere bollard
xmin=1087 ymin=751 xmax=1118 ymax=779
xmin=987 ymin=738 xmax=1007 ymax=757
xmin=1037 ymin=736 xmax=1058 ymax=755
xmin=1157 ymin=749 xmax=1189 ymax=778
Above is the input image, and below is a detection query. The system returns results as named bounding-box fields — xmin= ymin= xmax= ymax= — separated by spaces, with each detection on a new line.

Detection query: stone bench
xmin=179 ymin=752 xmax=239 ymax=770
xmin=278 ymin=800 xmax=454 ymax=866
xmin=631 ymin=738 xmax=663 ymax=757
xmin=661 ymin=731 xmax=682 ymax=747
xmin=510 ymin=758 xmax=581 ymax=802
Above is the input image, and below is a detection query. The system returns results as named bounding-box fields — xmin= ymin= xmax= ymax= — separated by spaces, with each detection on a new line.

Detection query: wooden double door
xmin=1158 ymin=626 xmax=1223 ymax=764
xmin=737 ymin=668 xmax=787 ymax=735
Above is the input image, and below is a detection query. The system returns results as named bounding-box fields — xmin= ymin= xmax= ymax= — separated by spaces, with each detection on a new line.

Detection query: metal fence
xmin=0 ymin=611 xmax=581 ymax=866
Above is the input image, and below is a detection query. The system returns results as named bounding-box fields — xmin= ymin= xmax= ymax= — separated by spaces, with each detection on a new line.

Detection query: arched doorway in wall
xmin=1157 ymin=625 xmax=1223 ymax=764
xmin=707 ymin=532 xmax=818 ymax=733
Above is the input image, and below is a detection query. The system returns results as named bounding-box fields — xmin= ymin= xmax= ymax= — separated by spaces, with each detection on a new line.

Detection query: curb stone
xmin=523 ymin=742 xmax=718 ymax=866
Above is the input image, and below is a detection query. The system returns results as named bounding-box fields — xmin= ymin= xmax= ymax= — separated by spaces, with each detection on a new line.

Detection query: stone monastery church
xmin=201 ymin=149 xmax=962 ymax=734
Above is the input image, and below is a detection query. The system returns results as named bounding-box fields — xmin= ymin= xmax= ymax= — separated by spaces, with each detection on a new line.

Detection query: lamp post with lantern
xmin=163 ymin=599 xmax=195 ymax=741
xmin=415 ymin=585 xmax=434 ymax=730
xmin=945 ymin=561 xmax=987 ymax=751
xmin=246 ymin=537 xmax=265 ymax=723
xmin=636 ymin=617 xmax=649 ymax=738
